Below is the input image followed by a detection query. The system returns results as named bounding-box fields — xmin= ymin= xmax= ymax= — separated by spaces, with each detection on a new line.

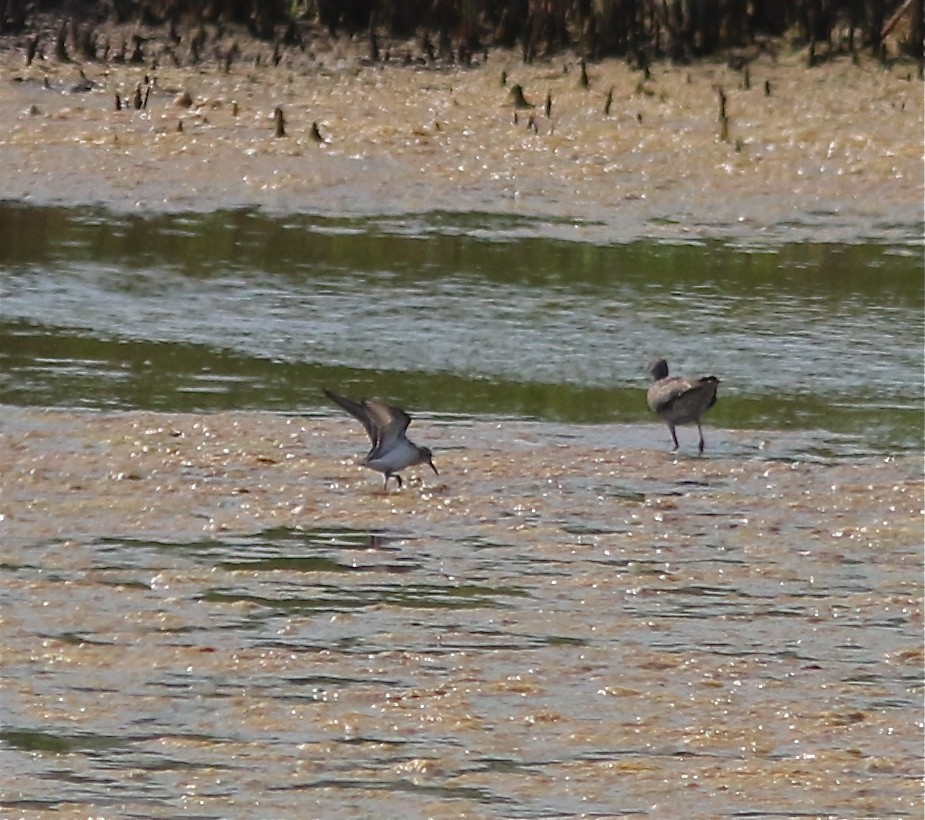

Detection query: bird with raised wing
xmin=646 ymin=358 xmax=719 ymax=454
xmin=324 ymin=389 xmax=438 ymax=490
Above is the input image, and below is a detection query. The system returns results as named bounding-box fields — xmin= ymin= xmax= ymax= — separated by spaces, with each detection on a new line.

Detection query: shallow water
xmin=0 ymin=38 xmax=923 ymax=818
xmin=1 ymin=204 xmax=922 ymax=457
xmin=0 ymin=408 xmax=922 ymax=818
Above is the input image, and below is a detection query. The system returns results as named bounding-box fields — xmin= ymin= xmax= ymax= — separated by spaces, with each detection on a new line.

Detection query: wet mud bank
xmin=0 ymin=25 xmax=922 ymax=244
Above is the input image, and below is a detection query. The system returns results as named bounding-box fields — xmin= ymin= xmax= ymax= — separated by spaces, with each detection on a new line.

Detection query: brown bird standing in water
xmin=646 ymin=358 xmax=719 ymax=454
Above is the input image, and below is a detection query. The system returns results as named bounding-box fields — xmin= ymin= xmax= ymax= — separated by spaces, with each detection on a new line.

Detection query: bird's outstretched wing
xmin=324 ymin=390 xmax=380 ymax=445
xmin=362 ymin=399 xmax=411 ymax=447
xmin=324 ymin=390 xmax=413 ymax=450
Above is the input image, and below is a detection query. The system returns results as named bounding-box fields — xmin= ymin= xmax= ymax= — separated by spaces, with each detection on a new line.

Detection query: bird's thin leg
xmin=669 ymin=425 xmax=680 ymax=451
xmin=697 ymin=422 xmax=705 ymax=454
xmin=394 ymin=473 xmax=403 ymax=490
xmin=383 ymin=473 xmax=391 ymax=491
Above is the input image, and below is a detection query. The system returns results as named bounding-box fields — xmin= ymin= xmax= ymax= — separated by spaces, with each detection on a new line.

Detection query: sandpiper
xmin=324 ymin=389 xmax=438 ymax=490
xmin=646 ymin=358 xmax=720 ymax=454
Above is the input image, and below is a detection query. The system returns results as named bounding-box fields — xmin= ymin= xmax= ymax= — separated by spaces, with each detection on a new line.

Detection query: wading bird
xmin=324 ymin=389 xmax=438 ymax=490
xmin=646 ymin=358 xmax=719 ymax=454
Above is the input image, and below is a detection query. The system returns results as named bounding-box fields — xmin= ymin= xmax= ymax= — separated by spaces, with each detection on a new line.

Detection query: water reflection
xmin=1 ymin=200 xmax=920 ymax=817
xmin=0 ymin=204 xmax=922 ymax=454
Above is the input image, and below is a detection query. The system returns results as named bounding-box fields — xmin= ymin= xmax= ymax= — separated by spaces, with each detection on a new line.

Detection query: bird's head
xmin=648 ymin=357 xmax=669 ymax=380
xmin=419 ymin=447 xmax=438 ymax=475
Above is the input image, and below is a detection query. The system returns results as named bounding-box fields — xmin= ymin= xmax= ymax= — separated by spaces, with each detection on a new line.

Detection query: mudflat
xmin=0 ymin=25 xmax=922 ymax=242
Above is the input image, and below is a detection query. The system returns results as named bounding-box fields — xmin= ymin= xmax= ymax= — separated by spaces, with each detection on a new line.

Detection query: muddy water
xmin=0 ymin=34 xmax=923 ymax=819
xmin=1 ymin=407 xmax=922 ymax=818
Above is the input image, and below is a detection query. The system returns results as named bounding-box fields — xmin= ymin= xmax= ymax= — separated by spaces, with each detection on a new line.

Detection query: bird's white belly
xmin=365 ymin=439 xmax=419 ymax=473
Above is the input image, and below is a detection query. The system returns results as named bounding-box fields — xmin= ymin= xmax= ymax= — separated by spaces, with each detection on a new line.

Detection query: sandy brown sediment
xmin=2 ymin=407 xmax=922 ymax=816
xmin=2 ymin=408 xmax=920 ymax=547
xmin=0 ymin=29 xmax=921 ymax=243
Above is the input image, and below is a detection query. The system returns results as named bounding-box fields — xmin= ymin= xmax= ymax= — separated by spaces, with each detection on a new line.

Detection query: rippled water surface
xmin=0 ymin=201 xmax=922 ymax=818
xmin=2 ymin=407 xmax=923 ymax=818
xmin=1 ymin=204 xmax=922 ymax=452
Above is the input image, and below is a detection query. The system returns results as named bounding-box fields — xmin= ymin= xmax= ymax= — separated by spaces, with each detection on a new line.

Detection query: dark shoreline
xmin=2 ymin=0 xmax=923 ymax=76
